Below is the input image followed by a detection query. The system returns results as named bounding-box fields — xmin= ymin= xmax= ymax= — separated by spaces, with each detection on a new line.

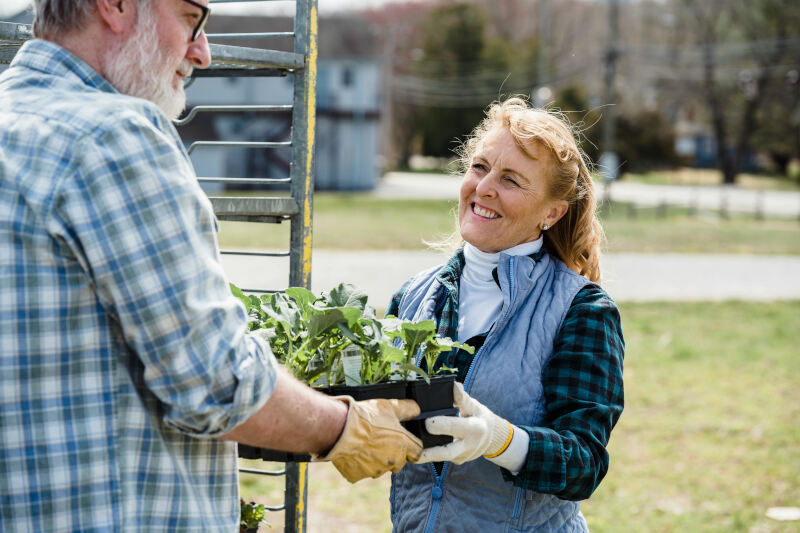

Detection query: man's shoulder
xmin=1 ymin=70 xmax=171 ymax=145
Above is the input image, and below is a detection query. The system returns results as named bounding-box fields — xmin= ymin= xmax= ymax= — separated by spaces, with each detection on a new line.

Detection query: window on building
xmin=342 ymin=67 xmax=353 ymax=87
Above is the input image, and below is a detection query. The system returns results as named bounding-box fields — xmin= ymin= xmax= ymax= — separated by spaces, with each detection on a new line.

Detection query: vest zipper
xmin=423 ymin=466 xmax=448 ymax=533
xmin=421 ymin=257 xmax=517 ymax=533
xmin=512 ymin=487 xmax=524 ymax=519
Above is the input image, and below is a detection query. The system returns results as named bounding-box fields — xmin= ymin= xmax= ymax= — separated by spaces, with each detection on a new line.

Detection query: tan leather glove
xmin=314 ymin=397 xmax=423 ymax=483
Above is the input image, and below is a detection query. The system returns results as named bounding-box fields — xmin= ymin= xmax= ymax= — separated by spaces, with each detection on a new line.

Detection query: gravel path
xmin=221 ymin=251 xmax=800 ymax=305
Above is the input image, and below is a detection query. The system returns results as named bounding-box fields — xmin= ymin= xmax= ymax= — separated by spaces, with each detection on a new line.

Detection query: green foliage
xmin=232 ymin=282 xmax=471 ymax=385
xmin=380 ymin=318 xmax=469 ymax=381
xmin=412 ymin=3 xmax=493 ymax=158
xmin=615 ymin=111 xmax=679 ymax=172
xmin=553 ymin=85 xmax=678 ymax=172
xmin=239 ymin=499 xmax=268 ymax=532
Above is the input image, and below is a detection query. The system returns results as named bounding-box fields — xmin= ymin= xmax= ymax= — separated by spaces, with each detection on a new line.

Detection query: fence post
xmin=720 ymin=184 xmax=729 ymax=219
xmin=755 ymin=189 xmax=764 ymax=220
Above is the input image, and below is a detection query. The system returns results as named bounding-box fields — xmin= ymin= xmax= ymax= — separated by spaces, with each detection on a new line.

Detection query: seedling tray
xmin=402 ymin=407 xmax=458 ymax=448
xmin=238 ymin=444 xmax=311 ymax=463
xmin=236 ymin=375 xmax=458 ymax=462
xmin=406 ymin=374 xmax=456 ymax=413
xmin=323 ymin=380 xmax=407 ymax=401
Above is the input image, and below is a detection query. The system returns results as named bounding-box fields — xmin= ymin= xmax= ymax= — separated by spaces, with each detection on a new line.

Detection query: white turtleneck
xmin=457 ymin=237 xmax=542 ymax=474
xmin=458 ymin=238 xmax=543 ymax=344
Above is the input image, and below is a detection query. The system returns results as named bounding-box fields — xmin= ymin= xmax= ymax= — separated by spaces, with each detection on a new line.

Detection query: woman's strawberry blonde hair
xmin=456 ymin=96 xmax=604 ymax=283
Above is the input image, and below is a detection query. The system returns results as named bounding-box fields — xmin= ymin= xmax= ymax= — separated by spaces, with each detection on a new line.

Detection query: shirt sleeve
xmin=53 ymin=109 xmax=278 ymax=438
xmin=503 ymin=285 xmax=625 ymax=500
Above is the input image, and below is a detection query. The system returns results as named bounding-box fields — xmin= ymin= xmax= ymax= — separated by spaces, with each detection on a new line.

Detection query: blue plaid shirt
xmin=0 ymin=40 xmax=278 ymax=532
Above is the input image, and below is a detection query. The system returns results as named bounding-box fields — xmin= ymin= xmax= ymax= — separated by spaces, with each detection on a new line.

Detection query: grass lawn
xmin=217 ymin=194 xmax=800 ymax=255
xmin=240 ymin=300 xmax=800 ymax=533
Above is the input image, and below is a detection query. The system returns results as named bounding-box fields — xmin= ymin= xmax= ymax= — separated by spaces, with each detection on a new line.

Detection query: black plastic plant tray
xmin=321 ymin=380 xmax=407 ymax=401
xmin=402 ymin=407 xmax=458 ymax=448
xmin=236 ymin=376 xmax=458 ymax=461
xmin=406 ymin=374 xmax=456 ymax=413
xmin=238 ymin=444 xmax=311 ymax=463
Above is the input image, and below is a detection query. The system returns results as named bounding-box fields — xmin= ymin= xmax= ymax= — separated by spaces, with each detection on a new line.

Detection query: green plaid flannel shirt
xmin=387 ymin=248 xmax=624 ymax=501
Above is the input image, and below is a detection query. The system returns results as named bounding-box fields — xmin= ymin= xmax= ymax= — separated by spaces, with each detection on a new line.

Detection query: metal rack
xmin=1 ymin=0 xmax=317 ymax=530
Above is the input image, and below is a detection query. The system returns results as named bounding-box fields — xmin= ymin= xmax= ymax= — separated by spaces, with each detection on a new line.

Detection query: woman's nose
xmin=475 ymin=171 xmax=497 ymax=198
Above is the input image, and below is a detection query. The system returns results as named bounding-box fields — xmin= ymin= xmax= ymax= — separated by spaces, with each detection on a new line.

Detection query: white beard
xmin=103 ymin=5 xmax=191 ymax=119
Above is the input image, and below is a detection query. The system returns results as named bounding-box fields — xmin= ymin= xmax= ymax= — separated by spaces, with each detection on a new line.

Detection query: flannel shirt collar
xmin=435 ymin=246 xmax=466 ymax=299
xmin=11 ymin=39 xmax=117 ymax=95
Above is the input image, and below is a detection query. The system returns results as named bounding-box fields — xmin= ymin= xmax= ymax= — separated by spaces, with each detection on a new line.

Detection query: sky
xmin=0 ymin=0 xmax=411 ymax=19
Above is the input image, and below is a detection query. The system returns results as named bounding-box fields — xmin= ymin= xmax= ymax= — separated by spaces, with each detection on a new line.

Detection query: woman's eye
xmin=472 ymin=163 xmax=487 ymax=172
xmin=503 ymin=176 xmax=519 ymax=186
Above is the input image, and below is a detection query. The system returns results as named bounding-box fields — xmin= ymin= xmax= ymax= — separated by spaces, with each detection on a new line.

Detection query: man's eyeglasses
xmin=181 ymin=0 xmax=210 ymax=42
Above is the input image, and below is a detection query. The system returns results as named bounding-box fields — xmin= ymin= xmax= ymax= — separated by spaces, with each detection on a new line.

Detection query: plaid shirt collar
xmin=12 ymin=39 xmax=117 ymax=94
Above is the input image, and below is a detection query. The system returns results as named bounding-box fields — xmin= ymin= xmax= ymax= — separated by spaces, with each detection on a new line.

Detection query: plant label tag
xmin=342 ymin=345 xmax=362 ymax=386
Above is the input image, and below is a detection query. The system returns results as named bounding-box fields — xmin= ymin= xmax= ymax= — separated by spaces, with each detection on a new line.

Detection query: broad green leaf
xmin=398 ymin=362 xmax=430 ymax=383
xmin=229 ymin=283 xmax=251 ymax=310
xmin=338 ymin=322 xmax=362 ymax=344
xmin=380 ymin=346 xmax=407 ymax=363
xmin=263 ymin=294 xmax=300 ymax=331
xmin=326 ymin=283 xmax=369 ymax=310
xmin=308 ymin=308 xmax=359 ymax=339
xmin=285 ymin=287 xmax=316 ymax=311
xmin=401 ymin=320 xmax=436 ymax=354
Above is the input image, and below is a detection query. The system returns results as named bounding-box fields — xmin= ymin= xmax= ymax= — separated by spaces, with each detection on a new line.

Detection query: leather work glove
xmin=315 ymin=397 xmax=423 ymax=483
xmin=413 ymin=382 xmax=514 ymax=465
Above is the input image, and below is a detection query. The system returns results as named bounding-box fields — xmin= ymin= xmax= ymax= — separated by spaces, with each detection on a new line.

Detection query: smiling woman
xmin=386 ymin=97 xmax=624 ymax=533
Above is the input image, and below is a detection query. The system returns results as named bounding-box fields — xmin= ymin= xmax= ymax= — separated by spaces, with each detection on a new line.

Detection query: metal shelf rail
xmin=1 ymin=0 xmax=318 ymax=529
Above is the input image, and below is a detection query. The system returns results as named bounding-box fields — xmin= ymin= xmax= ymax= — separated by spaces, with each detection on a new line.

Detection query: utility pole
xmin=599 ymin=0 xmax=620 ymax=188
xmin=381 ymin=26 xmax=397 ymax=171
xmin=533 ymin=0 xmax=552 ymax=107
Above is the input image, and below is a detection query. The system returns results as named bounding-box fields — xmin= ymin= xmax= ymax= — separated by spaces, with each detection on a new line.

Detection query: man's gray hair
xmin=32 ymin=0 xmax=151 ymax=39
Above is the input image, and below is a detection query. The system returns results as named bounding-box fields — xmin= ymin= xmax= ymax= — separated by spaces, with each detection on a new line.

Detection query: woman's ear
xmin=544 ymin=199 xmax=569 ymax=229
xmin=95 ymin=0 xmax=138 ymax=35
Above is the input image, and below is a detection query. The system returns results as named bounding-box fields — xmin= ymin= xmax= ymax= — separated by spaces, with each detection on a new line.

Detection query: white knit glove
xmin=413 ymin=382 xmax=514 ymax=465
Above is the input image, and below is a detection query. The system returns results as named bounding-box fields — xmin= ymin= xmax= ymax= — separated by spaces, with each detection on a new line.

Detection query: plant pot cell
xmin=406 ymin=374 xmax=456 ymax=412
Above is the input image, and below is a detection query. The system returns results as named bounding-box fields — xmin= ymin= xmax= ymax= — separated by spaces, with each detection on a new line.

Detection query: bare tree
xmin=680 ymin=0 xmax=797 ymax=184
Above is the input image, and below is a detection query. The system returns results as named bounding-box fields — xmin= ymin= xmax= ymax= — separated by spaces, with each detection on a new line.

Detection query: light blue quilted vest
xmin=391 ymin=252 xmax=592 ymax=533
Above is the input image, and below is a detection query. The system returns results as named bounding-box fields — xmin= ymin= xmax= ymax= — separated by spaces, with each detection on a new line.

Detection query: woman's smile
xmin=471 ymin=202 xmax=500 ymax=219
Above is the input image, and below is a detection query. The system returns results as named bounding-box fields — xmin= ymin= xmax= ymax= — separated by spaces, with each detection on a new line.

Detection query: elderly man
xmin=0 ymin=0 xmax=422 ymax=530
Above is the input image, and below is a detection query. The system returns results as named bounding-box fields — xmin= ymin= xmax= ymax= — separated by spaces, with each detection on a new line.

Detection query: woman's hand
xmin=413 ymin=383 xmax=514 ymax=465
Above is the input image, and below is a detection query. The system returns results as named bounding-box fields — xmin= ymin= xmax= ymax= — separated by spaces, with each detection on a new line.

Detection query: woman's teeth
xmin=473 ymin=204 xmax=499 ymax=219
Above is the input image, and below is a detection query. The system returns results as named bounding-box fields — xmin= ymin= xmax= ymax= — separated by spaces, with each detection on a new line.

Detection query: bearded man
xmin=0 ymin=1 xmax=422 ymax=531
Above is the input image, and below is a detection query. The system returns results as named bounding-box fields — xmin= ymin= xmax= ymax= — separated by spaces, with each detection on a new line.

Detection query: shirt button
xmin=432 ymin=487 xmax=443 ymax=500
